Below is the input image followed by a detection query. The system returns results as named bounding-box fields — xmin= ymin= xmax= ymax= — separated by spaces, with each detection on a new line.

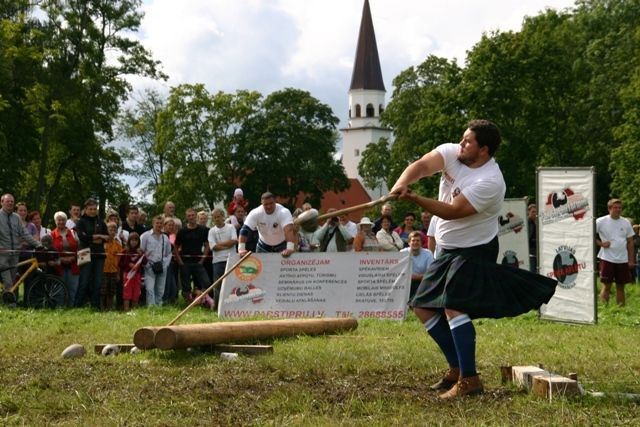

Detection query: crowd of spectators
xmin=0 ymin=189 xmax=436 ymax=310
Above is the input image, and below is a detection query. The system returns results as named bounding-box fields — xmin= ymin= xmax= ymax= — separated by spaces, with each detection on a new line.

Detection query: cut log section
xmin=531 ymin=374 xmax=580 ymax=398
xmin=149 ymin=317 xmax=358 ymax=350
xmin=133 ymin=326 xmax=161 ymax=350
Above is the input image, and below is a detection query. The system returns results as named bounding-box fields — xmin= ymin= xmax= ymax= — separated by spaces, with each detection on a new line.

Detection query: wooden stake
xmin=167 ymin=251 xmax=253 ymax=326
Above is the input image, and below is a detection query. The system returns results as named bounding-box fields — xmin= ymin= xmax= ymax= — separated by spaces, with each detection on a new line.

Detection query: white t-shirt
xmin=342 ymin=220 xmax=357 ymax=239
xmin=208 ymin=223 xmax=238 ymax=263
xmin=244 ymin=203 xmax=293 ymax=246
xmin=434 ymin=143 xmax=506 ymax=249
xmin=596 ymin=215 xmax=633 ymax=263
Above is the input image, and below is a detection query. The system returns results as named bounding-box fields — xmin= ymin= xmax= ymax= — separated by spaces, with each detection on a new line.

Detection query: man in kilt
xmin=390 ymin=120 xmax=557 ymax=398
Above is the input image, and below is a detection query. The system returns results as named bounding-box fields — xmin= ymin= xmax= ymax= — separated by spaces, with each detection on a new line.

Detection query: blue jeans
xmin=144 ymin=266 xmax=167 ymax=306
xmin=163 ymin=262 xmax=178 ymax=304
xmin=61 ymin=267 xmax=79 ymax=307
xmin=76 ymin=258 xmax=105 ymax=308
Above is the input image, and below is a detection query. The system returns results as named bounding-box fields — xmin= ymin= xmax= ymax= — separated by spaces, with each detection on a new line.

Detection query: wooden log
xmin=531 ymin=374 xmax=580 ymax=399
xmin=153 ymin=317 xmax=358 ymax=350
xmin=133 ymin=326 xmax=161 ymax=350
xmin=512 ymin=366 xmax=548 ymax=389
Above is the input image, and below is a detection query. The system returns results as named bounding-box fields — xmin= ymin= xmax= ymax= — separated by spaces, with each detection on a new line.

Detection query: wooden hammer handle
xmin=315 ymin=194 xmax=397 ymax=222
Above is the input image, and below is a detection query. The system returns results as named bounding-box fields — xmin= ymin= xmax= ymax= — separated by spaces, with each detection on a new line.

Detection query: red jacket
xmin=50 ymin=228 xmax=79 ymax=275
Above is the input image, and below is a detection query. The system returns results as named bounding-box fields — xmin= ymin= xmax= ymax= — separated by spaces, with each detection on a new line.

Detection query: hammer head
xmin=295 ymin=209 xmax=319 ymax=232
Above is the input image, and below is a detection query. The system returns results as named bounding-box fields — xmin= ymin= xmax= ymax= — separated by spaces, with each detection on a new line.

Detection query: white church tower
xmin=341 ymin=0 xmax=392 ymax=199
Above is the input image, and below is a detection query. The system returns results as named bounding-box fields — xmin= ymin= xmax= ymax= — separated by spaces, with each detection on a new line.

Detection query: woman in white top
xmin=376 ymin=215 xmax=404 ymax=251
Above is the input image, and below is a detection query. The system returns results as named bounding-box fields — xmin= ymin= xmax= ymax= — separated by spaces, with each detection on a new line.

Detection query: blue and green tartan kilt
xmin=410 ymin=236 xmax=557 ymax=319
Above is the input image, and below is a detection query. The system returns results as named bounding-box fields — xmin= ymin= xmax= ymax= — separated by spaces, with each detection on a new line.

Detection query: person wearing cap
xmin=227 ymin=188 xmax=249 ymax=216
xmin=401 ymin=231 xmax=434 ymax=299
xmin=353 ymin=217 xmax=381 ymax=252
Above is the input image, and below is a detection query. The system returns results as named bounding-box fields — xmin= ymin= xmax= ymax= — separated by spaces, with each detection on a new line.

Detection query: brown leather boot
xmin=430 ymin=367 xmax=460 ymax=391
xmin=438 ymin=375 xmax=483 ymax=399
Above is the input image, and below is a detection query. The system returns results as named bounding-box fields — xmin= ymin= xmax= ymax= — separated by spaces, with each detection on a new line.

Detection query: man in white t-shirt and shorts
xmin=391 ymin=119 xmax=557 ymax=399
xmin=238 ymin=192 xmax=296 ymax=257
xmin=595 ymin=198 xmax=635 ymax=306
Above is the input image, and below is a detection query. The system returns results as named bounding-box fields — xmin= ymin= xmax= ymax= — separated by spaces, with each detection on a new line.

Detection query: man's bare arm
xmin=403 ymin=192 xmax=477 ymax=220
xmin=390 ymin=150 xmax=445 ymax=196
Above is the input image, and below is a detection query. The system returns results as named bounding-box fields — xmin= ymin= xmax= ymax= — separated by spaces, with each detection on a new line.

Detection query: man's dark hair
xmin=404 ymin=212 xmax=416 ymax=220
xmin=127 ymin=204 xmax=139 ymax=214
xmin=84 ymin=198 xmax=97 ymax=208
xmin=468 ymin=119 xmax=501 ymax=156
xmin=261 ymin=192 xmax=275 ymax=201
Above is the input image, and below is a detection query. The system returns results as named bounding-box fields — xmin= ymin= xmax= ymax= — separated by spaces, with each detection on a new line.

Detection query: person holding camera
xmin=140 ymin=215 xmax=172 ymax=306
xmin=314 ymin=208 xmax=354 ymax=252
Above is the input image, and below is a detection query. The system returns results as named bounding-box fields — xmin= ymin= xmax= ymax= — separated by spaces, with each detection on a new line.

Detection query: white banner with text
xmin=537 ymin=167 xmax=597 ymax=324
xmin=218 ymin=252 xmax=411 ymax=321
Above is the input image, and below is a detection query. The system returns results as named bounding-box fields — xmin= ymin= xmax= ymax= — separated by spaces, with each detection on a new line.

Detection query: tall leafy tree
xmin=242 ymin=88 xmax=349 ymax=209
xmin=0 ymin=0 xmax=165 ymax=220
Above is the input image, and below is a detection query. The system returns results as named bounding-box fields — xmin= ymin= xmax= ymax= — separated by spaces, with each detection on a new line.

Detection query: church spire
xmin=349 ymin=0 xmax=385 ymax=91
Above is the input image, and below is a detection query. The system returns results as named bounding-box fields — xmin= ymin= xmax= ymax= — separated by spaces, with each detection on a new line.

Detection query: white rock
xmin=101 ymin=344 xmax=120 ymax=356
xmin=61 ymin=344 xmax=86 ymax=358
xmin=130 ymin=346 xmax=142 ymax=354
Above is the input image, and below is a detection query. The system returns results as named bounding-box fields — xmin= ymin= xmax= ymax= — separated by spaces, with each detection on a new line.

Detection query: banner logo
xmin=548 ymin=245 xmax=586 ymax=289
xmin=498 ymin=212 xmax=524 ymax=235
xmin=540 ymin=188 xmax=589 ymax=224
xmin=234 ymin=256 xmax=263 ymax=281
xmin=500 ymin=250 xmax=521 ymax=268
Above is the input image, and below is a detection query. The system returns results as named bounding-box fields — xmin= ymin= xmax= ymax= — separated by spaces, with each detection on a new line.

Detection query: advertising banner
xmin=537 ymin=167 xmax=597 ymax=324
xmin=218 ymin=252 xmax=411 ymax=321
xmin=497 ymin=198 xmax=529 ymax=270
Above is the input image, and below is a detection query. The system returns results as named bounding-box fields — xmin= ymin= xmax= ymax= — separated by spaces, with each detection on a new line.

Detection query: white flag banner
xmin=218 ymin=252 xmax=411 ymax=321
xmin=537 ymin=167 xmax=597 ymax=324
xmin=497 ymin=198 xmax=529 ymax=270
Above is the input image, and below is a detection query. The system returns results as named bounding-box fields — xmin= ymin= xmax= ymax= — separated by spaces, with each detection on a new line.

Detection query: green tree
xmin=242 ymin=88 xmax=349 ymax=209
xmin=155 ymin=84 xmax=262 ymax=211
xmin=0 ymin=0 xmax=165 ymax=220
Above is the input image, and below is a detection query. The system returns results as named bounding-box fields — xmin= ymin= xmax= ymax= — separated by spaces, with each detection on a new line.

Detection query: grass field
xmin=1 ymin=284 xmax=639 ymax=426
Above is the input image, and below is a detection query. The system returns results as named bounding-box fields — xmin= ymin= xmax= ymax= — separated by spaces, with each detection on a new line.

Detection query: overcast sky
xmin=129 ymin=0 xmax=576 ymax=131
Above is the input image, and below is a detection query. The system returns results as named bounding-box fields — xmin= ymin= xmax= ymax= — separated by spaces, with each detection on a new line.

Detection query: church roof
xmin=350 ymin=0 xmax=385 ymax=92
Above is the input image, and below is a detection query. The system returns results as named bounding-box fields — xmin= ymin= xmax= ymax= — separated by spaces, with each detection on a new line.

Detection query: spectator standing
xmin=527 ymin=203 xmax=537 ymax=273
xmin=197 ymin=210 xmax=213 ymax=282
xmin=595 ymin=199 xmax=635 ymax=306
xmin=119 ymin=232 xmax=146 ymax=310
xmin=66 ymin=203 xmax=81 ymax=230
xmin=401 ymin=231 xmax=435 ymax=299
xmin=163 ymin=201 xmax=182 ymax=229
xmin=353 ymin=217 xmax=382 ymax=252
xmin=162 ymin=217 xmax=179 ymax=304
xmin=373 ymin=203 xmax=396 ymax=234
xmin=633 ymin=224 xmax=640 ymax=284
xmin=394 ymin=212 xmax=419 ymax=248
xmin=314 ymin=209 xmax=353 ymax=252
xmin=74 ymin=198 xmax=109 ymax=308
xmin=208 ymin=208 xmax=238 ymax=305
xmin=175 ymin=208 xmax=211 ymax=303
xmin=338 ymin=213 xmax=357 ymax=250
xmin=141 ymin=215 xmax=172 ymax=306
xmin=101 ymin=222 xmax=123 ymax=311
xmin=419 ymin=211 xmax=432 ymax=249
xmin=15 ymin=202 xmax=28 ymax=226
xmin=377 ymin=215 xmax=404 ymax=251
xmin=26 ymin=211 xmax=50 ymax=241
xmin=122 ymin=205 xmax=146 ymax=235
xmin=227 ymin=188 xmax=249 ymax=216
xmin=239 ymin=192 xmax=295 ymax=257
xmin=50 ymin=211 xmax=79 ymax=306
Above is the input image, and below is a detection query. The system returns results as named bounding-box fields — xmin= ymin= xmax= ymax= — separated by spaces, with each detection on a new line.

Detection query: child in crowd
xmin=119 ymin=232 xmax=146 ymax=311
xmin=101 ymin=222 xmax=123 ymax=310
